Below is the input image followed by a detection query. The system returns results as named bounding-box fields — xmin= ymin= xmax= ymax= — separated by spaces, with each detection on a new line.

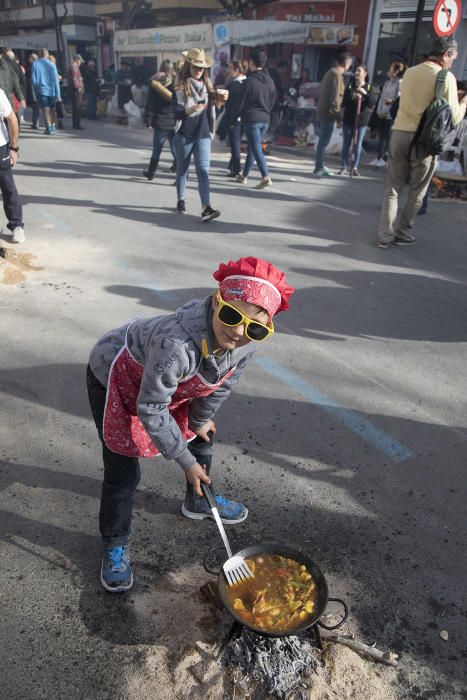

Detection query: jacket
xmin=144 ymin=78 xmax=175 ymax=131
xmin=317 ymin=67 xmax=345 ymax=121
xmin=89 ymin=297 xmax=255 ymax=470
xmin=0 ymin=57 xmax=25 ymax=106
xmin=377 ymin=78 xmax=401 ymax=120
xmin=225 ymin=76 xmax=246 ymax=126
xmin=233 ymin=70 xmax=276 ymax=124
xmin=174 ymin=85 xmax=216 ymax=139
xmin=394 ymin=62 xmax=466 ymax=133
xmin=342 ymin=81 xmax=376 ymax=127
xmin=31 ymin=58 xmax=61 ymax=99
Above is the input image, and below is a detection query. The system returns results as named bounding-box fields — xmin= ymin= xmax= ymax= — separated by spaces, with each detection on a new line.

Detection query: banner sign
xmin=114 ymin=24 xmax=211 ymax=55
xmin=214 ymin=20 xmax=309 ymax=47
xmin=1 ymin=32 xmax=58 ymax=51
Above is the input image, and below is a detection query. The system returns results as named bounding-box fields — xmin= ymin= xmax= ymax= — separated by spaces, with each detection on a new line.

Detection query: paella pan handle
xmin=203 ymin=546 xmax=226 ymax=576
xmin=318 ymin=598 xmax=349 ymax=630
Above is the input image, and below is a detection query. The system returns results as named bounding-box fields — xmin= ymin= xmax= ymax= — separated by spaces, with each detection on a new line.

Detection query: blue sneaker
xmin=101 ymin=545 xmax=133 ymax=593
xmin=51 ymin=124 xmax=57 ymax=134
xmin=182 ymin=489 xmax=248 ymax=525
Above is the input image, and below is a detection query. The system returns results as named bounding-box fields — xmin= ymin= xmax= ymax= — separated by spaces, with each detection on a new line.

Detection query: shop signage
xmin=214 ymin=20 xmax=309 ymax=47
xmin=307 ymin=24 xmax=353 ymax=44
xmin=249 ymin=1 xmax=345 ymax=23
xmin=2 ymin=31 xmax=58 ymax=51
xmin=114 ymin=24 xmax=211 ymax=55
xmin=276 ymin=2 xmax=345 ymax=23
xmin=432 ymin=0 xmax=461 ymax=36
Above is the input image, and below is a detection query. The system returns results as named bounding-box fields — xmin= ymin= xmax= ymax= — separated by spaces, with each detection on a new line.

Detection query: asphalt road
xmin=1 ymin=117 xmax=466 ymax=699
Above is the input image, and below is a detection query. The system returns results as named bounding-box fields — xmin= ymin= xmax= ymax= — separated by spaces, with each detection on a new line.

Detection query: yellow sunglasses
xmin=216 ymin=292 xmax=274 ymax=342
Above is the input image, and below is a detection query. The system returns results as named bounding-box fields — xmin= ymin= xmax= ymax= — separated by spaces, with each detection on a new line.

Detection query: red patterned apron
xmin=103 ymin=336 xmax=236 ymax=458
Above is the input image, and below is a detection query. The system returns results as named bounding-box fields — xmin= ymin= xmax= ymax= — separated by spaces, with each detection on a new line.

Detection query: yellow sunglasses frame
xmin=215 ymin=292 xmax=274 ymax=342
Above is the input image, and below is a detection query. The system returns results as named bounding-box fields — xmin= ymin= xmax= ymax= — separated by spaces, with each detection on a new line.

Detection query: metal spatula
xmin=201 ymin=483 xmax=254 ymax=586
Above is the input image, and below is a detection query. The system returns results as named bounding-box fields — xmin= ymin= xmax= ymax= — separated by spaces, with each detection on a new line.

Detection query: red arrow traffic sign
xmin=433 ymin=0 xmax=461 ymax=36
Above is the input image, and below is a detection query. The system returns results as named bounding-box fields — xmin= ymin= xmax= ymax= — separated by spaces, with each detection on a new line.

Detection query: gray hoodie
xmin=89 ymin=296 xmax=256 ymax=470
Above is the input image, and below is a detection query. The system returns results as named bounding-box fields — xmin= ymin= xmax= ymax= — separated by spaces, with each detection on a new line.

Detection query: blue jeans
xmin=314 ymin=118 xmax=335 ymax=171
xmin=242 ymin=122 xmax=269 ymax=178
xmin=228 ymin=123 xmax=242 ymax=175
xmin=173 ymin=133 xmax=211 ymax=206
xmin=152 ymin=127 xmax=175 ymax=165
xmin=341 ymin=123 xmax=367 ymax=169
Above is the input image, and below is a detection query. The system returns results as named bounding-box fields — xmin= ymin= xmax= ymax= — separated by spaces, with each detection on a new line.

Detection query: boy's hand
xmin=194 ymin=419 xmax=216 ymax=442
xmin=185 ymin=462 xmax=211 ymax=497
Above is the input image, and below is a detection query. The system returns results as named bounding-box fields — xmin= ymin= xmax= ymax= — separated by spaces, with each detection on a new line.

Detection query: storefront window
xmin=373 ymin=20 xmax=436 ymax=84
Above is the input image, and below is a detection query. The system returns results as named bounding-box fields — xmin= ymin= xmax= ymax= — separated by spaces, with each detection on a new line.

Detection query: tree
xmin=47 ymin=0 xmax=68 ymax=72
xmin=121 ymin=0 xmax=152 ymax=29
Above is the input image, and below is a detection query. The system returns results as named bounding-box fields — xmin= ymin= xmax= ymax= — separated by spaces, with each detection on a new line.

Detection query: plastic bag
xmin=124 ymin=100 xmax=143 ymax=128
xmin=107 ymin=94 xmax=126 ymax=118
xmin=325 ymin=124 xmax=343 ymax=154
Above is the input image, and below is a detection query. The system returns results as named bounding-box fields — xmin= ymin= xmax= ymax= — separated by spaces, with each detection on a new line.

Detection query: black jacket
xmin=233 ymin=69 xmax=276 ymax=124
xmin=342 ymin=81 xmax=376 ymax=127
xmin=144 ymin=78 xmax=175 ymax=131
xmin=225 ymin=76 xmax=246 ymax=126
xmin=83 ymin=66 xmax=100 ymax=95
xmin=0 ymin=57 xmax=24 ymax=106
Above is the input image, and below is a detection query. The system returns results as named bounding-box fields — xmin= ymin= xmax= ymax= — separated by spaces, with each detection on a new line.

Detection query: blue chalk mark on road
xmin=256 ymin=357 xmax=414 ymax=463
xmin=115 ymin=258 xmax=179 ymax=302
xmin=39 ymin=209 xmax=71 ymax=232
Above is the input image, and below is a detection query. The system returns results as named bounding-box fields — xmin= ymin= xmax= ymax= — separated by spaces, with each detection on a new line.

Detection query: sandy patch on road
xmin=120 ymin=563 xmax=399 ymax=699
xmin=0 ymin=245 xmax=43 ymax=284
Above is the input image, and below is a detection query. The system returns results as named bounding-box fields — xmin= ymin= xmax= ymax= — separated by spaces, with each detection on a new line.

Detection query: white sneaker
xmin=375 ymin=159 xmax=387 ymax=167
xmin=12 ymin=226 xmax=26 ymax=243
xmin=369 ymin=158 xmax=379 ymax=166
xmin=255 ymin=176 xmax=272 ymax=189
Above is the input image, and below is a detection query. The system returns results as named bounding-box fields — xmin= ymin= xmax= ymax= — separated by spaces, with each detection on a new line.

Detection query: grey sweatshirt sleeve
xmin=136 ymin=337 xmax=196 ymax=471
xmin=188 ymin=351 xmax=254 ymax=429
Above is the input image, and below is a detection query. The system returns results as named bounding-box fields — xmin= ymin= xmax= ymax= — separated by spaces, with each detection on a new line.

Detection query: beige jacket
xmin=394 ymin=62 xmax=466 ymax=133
xmin=317 ymin=67 xmax=345 ymax=121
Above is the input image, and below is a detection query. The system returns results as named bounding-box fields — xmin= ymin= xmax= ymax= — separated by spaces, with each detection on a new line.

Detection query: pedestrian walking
xmin=339 ymin=64 xmax=375 ymax=176
xmin=31 ymin=48 xmax=61 ymax=135
xmin=377 ymin=37 xmax=466 ymax=249
xmin=224 ymin=59 xmax=247 ymax=178
xmin=173 ymin=48 xmax=226 ymax=221
xmin=86 ymin=256 xmax=294 ymax=592
xmin=26 ymin=53 xmax=40 ymax=129
xmin=142 ymin=60 xmax=176 ymax=181
xmin=233 ymin=49 xmax=276 ymax=189
xmin=68 ymin=54 xmax=84 ymax=130
xmin=0 ymin=87 xmax=25 ymax=243
xmin=0 ymin=51 xmax=25 ymax=112
xmin=0 ymin=47 xmax=26 ymax=125
xmin=83 ymin=59 xmax=100 ymax=120
xmin=314 ymin=52 xmax=352 ymax=177
xmin=48 ymin=54 xmax=65 ymax=130
xmin=370 ymin=61 xmax=406 ymax=167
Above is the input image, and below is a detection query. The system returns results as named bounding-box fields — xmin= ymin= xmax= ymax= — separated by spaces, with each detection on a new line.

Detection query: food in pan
xmin=224 ymin=554 xmax=318 ymax=632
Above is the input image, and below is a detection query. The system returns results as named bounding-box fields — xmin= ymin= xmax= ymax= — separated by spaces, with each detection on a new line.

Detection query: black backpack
xmin=411 ymin=69 xmax=456 ymax=156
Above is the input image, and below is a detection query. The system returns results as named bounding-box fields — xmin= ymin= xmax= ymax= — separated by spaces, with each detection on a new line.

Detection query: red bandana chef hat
xmin=213 ymin=257 xmax=294 ymax=318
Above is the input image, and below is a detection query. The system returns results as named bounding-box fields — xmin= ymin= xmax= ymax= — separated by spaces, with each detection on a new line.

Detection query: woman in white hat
xmin=173 ymin=48 xmax=227 ymax=222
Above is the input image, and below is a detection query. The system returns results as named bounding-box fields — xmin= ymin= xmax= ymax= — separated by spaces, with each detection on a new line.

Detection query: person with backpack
xmin=377 ymin=37 xmax=466 ymax=249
